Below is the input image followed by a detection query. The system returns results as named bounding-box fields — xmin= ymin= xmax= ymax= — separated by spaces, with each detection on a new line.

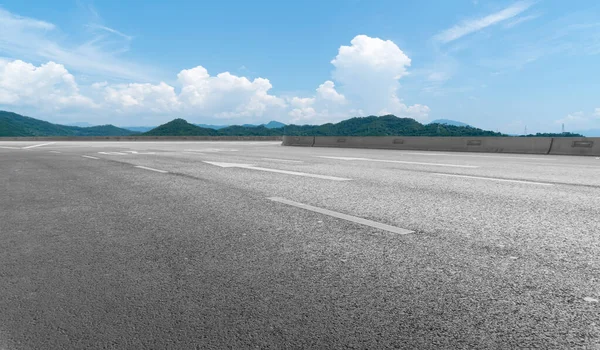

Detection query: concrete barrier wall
xmin=286 ymin=136 xmax=600 ymax=156
xmin=0 ymin=136 xmax=283 ymax=142
xmin=549 ymin=138 xmax=600 ymax=156
xmin=281 ymin=136 xmax=315 ymax=147
xmin=310 ymin=136 xmax=554 ymax=154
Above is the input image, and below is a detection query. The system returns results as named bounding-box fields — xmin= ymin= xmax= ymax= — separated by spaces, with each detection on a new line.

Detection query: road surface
xmin=1 ymin=141 xmax=599 ymax=349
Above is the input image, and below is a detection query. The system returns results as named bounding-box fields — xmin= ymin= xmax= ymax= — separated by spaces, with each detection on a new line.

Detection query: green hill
xmin=0 ymin=110 xmax=136 ymax=137
xmin=142 ymin=118 xmax=219 ymax=136
xmin=284 ymin=115 xmax=504 ymax=136
xmin=217 ymin=125 xmax=283 ymax=136
xmin=141 ymin=115 xmax=507 ymax=137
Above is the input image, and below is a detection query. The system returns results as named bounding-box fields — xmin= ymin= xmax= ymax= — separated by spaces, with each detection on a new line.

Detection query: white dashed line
xmin=135 ymin=165 xmax=168 ymax=174
xmin=204 ymin=161 xmax=350 ymax=181
xmin=98 ymin=152 xmax=127 ymax=155
xmin=261 ymin=158 xmax=304 ymax=163
xmin=434 ymin=173 xmax=553 ymax=186
xmin=402 ymin=152 xmax=555 ymax=161
xmin=268 ymin=197 xmax=413 ymax=234
xmin=22 ymin=142 xmax=56 ymax=149
xmin=49 ymin=151 xmax=61 ymax=154
xmin=317 ymin=156 xmax=478 ymax=169
xmin=81 ymin=155 xmax=99 ymax=160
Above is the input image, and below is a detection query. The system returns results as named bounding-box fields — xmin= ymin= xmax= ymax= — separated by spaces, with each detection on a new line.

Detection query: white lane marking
xmin=81 ymin=155 xmax=99 ymax=159
xmin=203 ymin=161 xmax=351 ymax=181
xmin=509 ymin=161 xmax=600 ymax=169
xmin=0 ymin=146 xmax=21 ymax=149
xmin=182 ymin=151 xmax=206 ymax=155
xmin=123 ymin=150 xmax=156 ymax=154
xmin=49 ymin=151 xmax=61 ymax=154
xmin=268 ymin=197 xmax=413 ymax=235
xmin=135 ymin=165 xmax=168 ymax=173
xmin=317 ymin=156 xmax=478 ymax=169
xmin=402 ymin=152 xmax=555 ymax=161
xmin=261 ymin=158 xmax=304 ymax=163
xmin=98 ymin=152 xmax=127 ymax=155
xmin=22 ymin=142 xmax=56 ymax=149
xmin=185 ymin=148 xmax=238 ymax=153
xmin=434 ymin=173 xmax=553 ymax=186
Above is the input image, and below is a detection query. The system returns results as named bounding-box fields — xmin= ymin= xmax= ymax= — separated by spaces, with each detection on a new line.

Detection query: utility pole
xmin=562 ymin=123 xmax=565 ymax=134
xmin=524 ymin=126 xmax=527 ymax=135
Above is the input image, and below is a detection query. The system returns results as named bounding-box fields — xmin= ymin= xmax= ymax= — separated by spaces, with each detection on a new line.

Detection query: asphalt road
xmin=1 ymin=141 xmax=599 ymax=349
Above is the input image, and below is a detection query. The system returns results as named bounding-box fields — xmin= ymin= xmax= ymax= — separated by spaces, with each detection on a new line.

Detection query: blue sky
xmin=0 ymin=0 xmax=598 ymax=133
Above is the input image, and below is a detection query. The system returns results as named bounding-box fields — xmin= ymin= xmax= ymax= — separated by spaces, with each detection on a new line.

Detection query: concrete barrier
xmin=549 ymin=137 xmax=600 ymax=156
xmin=0 ymin=136 xmax=283 ymax=142
xmin=282 ymin=136 xmax=315 ymax=147
xmin=309 ymin=136 xmax=553 ymax=154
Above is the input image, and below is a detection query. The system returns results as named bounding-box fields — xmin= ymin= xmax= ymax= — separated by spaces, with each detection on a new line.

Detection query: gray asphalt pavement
xmin=1 ymin=141 xmax=599 ymax=349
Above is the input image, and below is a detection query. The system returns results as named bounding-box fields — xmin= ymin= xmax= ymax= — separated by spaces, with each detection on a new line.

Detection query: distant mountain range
xmin=124 ymin=120 xmax=286 ymax=132
xmin=143 ymin=119 xmax=283 ymax=136
xmin=195 ymin=120 xmax=286 ymax=130
xmin=143 ymin=115 xmax=506 ymax=137
xmin=429 ymin=119 xmax=472 ymax=127
xmin=0 ymin=111 xmax=137 ymax=137
xmin=0 ymin=110 xmax=590 ymax=138
xmin=66 ymin=122 xmax=95 ymax=127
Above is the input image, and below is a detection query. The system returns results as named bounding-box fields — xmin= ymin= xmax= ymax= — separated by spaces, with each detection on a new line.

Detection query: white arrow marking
xmin=203 ymin=161 xmax=351 ymax=181
xmin=22 ymin=142 xmax=55 ymax=149
xmin=317 ymin=156 xmax=479 ymax=169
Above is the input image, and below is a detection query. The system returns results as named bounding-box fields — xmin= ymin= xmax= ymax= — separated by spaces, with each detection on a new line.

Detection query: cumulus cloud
xmin=0 ymin=60 xmax=95 ymax=110
xmin=316 ymin=81 xmax=345 ymax=104
xmin=595 ymin=108 xmax=600 ymax=118
xmin=103 ymin=82 xmax=179 ymax=113
xmin=328 ymin=35 xmax=429 ymax=121
xmin=0 ymin=33 xmax=429 ymax=124
xmin=177 ymin=66 xmax=286 ymax=118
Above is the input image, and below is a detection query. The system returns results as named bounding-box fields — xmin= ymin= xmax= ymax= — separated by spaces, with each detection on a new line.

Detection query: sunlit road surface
xmin=1 ymin=141 xmax=599 ymax=349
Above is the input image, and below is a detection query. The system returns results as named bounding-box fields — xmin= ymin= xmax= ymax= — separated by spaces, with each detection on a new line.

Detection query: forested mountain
xmin=0 ymin=111 xmax=136 ymax=137
xmin=142 ymin=119 xmax=219 ymax=136
xmin=283 ymin=115 xmax=504 ymax=136
xmin=217 ymin=125 xmax=283 ymax=136
xmin=1 ymin=110 xmax=586 ymax=138
xmin=429 ymin=119 xmax=471 ymax=127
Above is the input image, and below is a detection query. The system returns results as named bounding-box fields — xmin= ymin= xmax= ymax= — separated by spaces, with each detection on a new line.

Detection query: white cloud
xmin=0 ymin=7 xmax=152 ymax=81
xmin=434 ymin=1 xmax=533 ymax=43
xmin=316 ymin=81 xmax=345 ymax=103
xmin=0 ymin=32 xmax=430 ymax=125
xmin=554 ymin=110 xmax=600 ymax=129
xmin=177 ymin=66 xmax=286 ymax=118
xmin=503 ymin=14 xmax=541 ymax=29
xmin=103 ymin=82 xmax=179 ymax=113
xmin=0 ymin=60 xmax=95 ymax=110
xmin=95 ymin=66 xmax=286 ymax=119
xmin=329 ymin=35 xmax=429 ymax=121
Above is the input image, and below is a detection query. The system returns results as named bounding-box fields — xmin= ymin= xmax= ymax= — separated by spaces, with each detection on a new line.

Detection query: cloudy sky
xmin=0 ymin=0 xmax=599 ymax=133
